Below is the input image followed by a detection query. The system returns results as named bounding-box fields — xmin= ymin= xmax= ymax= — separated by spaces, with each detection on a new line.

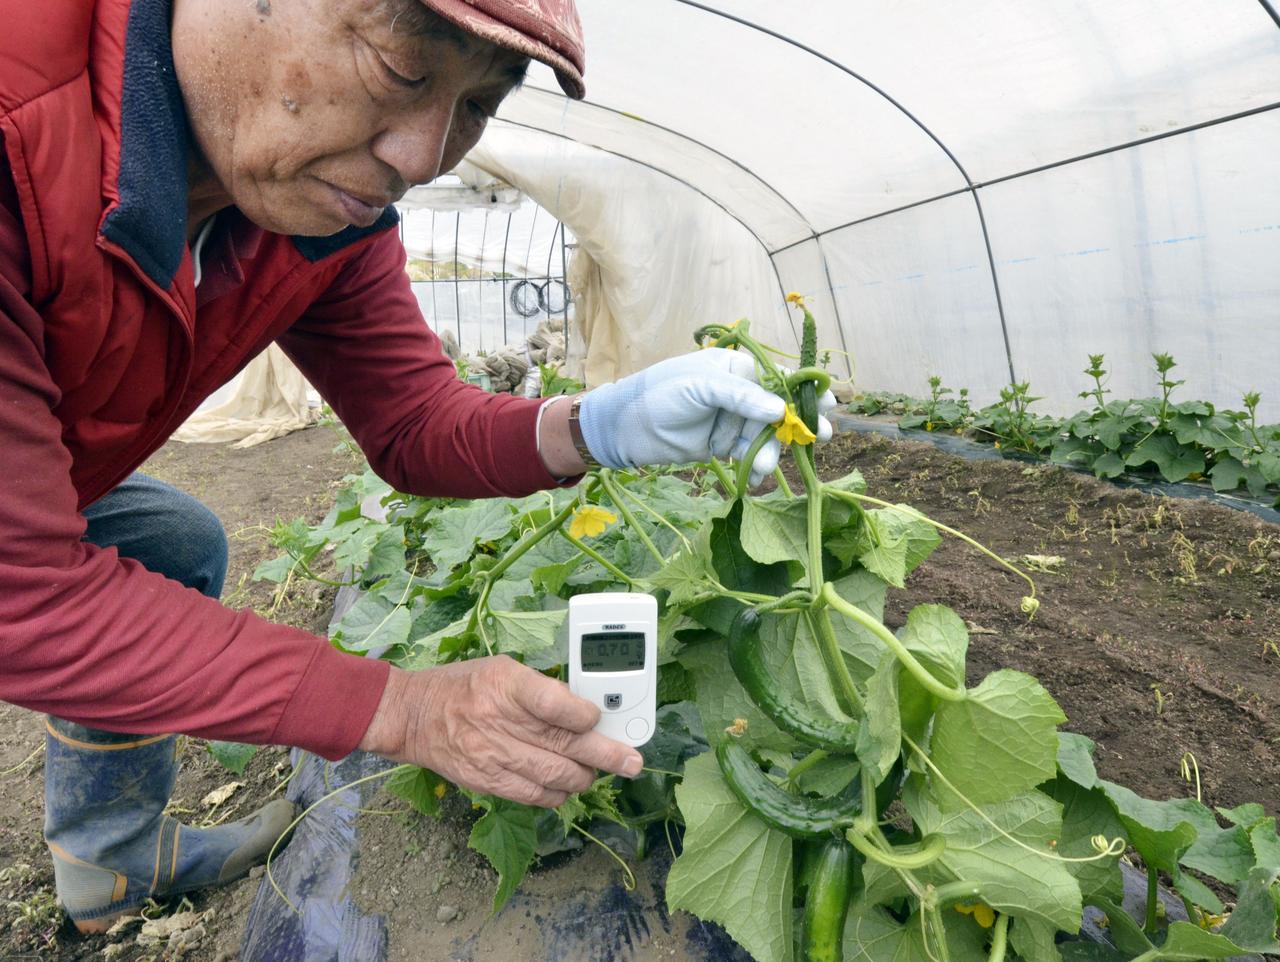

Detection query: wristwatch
xmin=567 ymin=394 xmax=602 ymax=470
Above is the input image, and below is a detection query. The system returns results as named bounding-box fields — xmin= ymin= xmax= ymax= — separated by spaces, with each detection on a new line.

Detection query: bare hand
xmin=358 ymin=657 xmax=644 ymax=808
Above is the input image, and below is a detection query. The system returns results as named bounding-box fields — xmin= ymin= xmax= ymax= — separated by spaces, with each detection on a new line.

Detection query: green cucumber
xmin=795 ymin=304 xmax=821 ymax=435
xmin=802 ymin=838 xmax=856 ymax=962
xmin=727 ymin=609 xmax=860 ymax=752
xmin=715 ymin=739 xmax=858 ymax=839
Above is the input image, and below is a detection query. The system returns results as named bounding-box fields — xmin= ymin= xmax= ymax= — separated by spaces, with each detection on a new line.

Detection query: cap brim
xmin=420 ymin=0 xmax=586 ymax=100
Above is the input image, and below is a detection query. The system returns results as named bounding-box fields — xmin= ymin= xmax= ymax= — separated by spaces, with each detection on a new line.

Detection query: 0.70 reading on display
xmin=580 ymin=631 xmax=646 ymax=673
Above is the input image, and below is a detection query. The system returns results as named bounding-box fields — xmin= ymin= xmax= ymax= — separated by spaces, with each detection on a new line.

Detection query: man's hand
xmin=358 ymin=658 xmax=644 ymax=808
xmin=573 ymin=349 xmax=835 ymax=484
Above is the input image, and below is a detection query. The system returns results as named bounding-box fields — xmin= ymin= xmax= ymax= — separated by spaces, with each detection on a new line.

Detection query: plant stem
xmin=931 ymin=881 xmax=982 ymax=907
xmin=793 ymin=445 xmax=825 ymax=593
xmin=811 ymin=607 xmax=864 ymax=716
xmin=559 ymin=530 xmax=636 ymax=586
xmin=845 ymin=829 xmax=946 ymax=870
xmin=707 ymin=458 xmax=739 ymax=499
xmin=1144 ymin=865 xmax=1159 ymax=933
xmin=785 ymin=749 xmax=828 ymax=785
xmin=822 ymin=583 xmax=967 ymax=702
xmin=772 ymin=465 xmax=794 ymax=498
xmin=987 ymin=913 xmax=1009 ymax=962
xmin=735 ymin=424 xmax=778 ymax=494
xmin=611 ymin=478 xmax=693 ymax=552
xmin=599 ymin=471 xmax=664 ymax=565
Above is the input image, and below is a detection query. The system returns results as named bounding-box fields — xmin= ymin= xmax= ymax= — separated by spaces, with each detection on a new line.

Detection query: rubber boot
xmin=43 ymin=716 xmax=298 ymax=933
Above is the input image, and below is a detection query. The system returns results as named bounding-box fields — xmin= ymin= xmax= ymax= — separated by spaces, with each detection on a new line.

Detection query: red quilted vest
xmin=0 ymin=0 xmax=399 ymax=508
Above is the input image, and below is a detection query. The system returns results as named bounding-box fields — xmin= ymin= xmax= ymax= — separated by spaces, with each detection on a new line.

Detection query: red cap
xmin=421 ymin=0 xmax=586 ymax=99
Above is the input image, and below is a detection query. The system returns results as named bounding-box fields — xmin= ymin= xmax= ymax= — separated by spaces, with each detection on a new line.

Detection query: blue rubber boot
xmin=43 ymin=717 xmax=297 ymax=933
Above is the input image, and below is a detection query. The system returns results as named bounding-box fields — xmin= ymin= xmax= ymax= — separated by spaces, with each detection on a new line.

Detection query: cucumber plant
xmin=255 ymin=304 xmax=1280 ymax=962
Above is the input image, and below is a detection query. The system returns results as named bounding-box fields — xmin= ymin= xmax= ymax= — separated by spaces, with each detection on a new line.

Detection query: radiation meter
xmin=568 ymin=592 xmax=657 ymax=747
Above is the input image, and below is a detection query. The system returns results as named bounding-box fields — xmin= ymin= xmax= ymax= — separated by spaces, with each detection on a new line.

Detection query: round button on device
xmin=625 ymin=717 xmax=650 ymax=742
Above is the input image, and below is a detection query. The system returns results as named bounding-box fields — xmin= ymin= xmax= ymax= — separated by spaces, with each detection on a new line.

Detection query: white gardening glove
xmin=578 ymin=348 xmax=835 ymax=485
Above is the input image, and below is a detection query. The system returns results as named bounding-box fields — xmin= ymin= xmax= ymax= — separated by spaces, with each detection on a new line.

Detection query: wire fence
xmin=410 ymin=275 xmax=572 ymax=356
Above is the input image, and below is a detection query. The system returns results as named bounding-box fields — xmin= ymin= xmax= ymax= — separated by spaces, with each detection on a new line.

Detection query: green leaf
xmin=362 ymin=526 xmax=407 ymax=580
xmin=1218 ymin=802 xmax=1267 ymax=828
xmin=826 ymin=569 xmax=891 ymax=684
xmin=1048 ymin=778 xmax=1126 ymax=904
xmin=757 ymin=611 xmax=853 ymax=726
xmin=1209 ymin=456 xmax=1270 ymax=496
xmin=331 ymin=592 xmax=413 ymax=653
xmin=1009 ymin=915 xmax=1063 ymax=962
xmin=530 ymin=558 xmax=582 ymax=597
xmin=1125 ymin=435 xmax=1205 ymax=483
xmin=386 ymin=766 xmax=446 ymax=817
xmin=843 ymin=903 xmax=987 ymax=961
xmin=855 ymin=654 xmax=903 ymax=785
xmin=486 ymin=609 xmax=566 ymax=658
xmin=740 ymin=494 xmax=809 ymax=565
xmin=930 ymin=670 xmax=1066 ymax=809
xmin=1219 ymin=866 xmax=1280 ymax=952
xmin=206 ymin=740 xmax=258 ymax=775
xmin=1057 ymin=732 xmax=1100 ymax=789
xmin=252 ymin=553 xmax=298 ymax=583
xmin=399 ymin=614 xmax=473 ymax=669
xmin=792 ymin=755 xmax=860 ymax=796
xmin=646 ymin=527 xmax=716 ymax=606
xmin=857 ymin=508 xmax=942 ymax=588
xmin=468 ymin=797 xmax=540 ymax=912
xmin=679 ymin=642 xmax=798 ymax=753
xmin=1182 ymin=819 xmax=1255 ymax=885
xmin=905 ymin=784 xmax=1083 ymax=932
xmin=666 ymin=752 xmax=795 ymax=962
xmin=689 ymin=501 xmax=793 ymax=635
xmin=1248 ymin=818 xmax=1280 ymax=871
xmin=1097 ymin=781 xmax=1205 ymax=875
xmin=1092 ymin=451 xmax=1127 ymax=478
xmin=1094 ymin=414 xmax=1145 ymax=450
xmin=897 ymin=604 xmax=969 ymax=689
xmin=423 ymin=500 xmax=514 ymax=575
xmin=1145 ymin=921 xmax=1264 ymax=960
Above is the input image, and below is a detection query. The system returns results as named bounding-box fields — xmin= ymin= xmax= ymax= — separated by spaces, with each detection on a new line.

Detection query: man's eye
xmin=376 ymin=50 xmax=424 ymax=88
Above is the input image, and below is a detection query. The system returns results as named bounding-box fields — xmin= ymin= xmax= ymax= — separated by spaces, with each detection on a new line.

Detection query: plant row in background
xmin=238 ymin=312 xmax=1279 ymax=962
xmin=848 ymin=354 xmax=1280 ymax=506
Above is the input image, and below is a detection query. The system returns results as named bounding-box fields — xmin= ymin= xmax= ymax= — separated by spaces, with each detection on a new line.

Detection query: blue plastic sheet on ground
xmin=239 ymin=749 xmax=393 ymax=962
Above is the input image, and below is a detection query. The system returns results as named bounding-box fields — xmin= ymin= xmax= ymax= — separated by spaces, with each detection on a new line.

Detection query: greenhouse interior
xmin=1 ymin=2 xmax=1279 ymax=962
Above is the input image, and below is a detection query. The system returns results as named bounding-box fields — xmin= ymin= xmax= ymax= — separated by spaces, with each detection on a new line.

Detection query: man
xmin=0 ymin=0 xmax=832 ymax=933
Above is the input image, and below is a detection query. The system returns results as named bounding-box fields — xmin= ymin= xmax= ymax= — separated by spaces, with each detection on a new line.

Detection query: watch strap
xmin=568 ymin=394 xmax=602 ymax=470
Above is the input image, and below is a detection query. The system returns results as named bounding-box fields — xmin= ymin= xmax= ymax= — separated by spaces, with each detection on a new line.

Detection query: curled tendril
xmin=1091 ymin=835 xmax=1126 ymax=857
xmin=1020 ymin=596 xmax=1041 ymax=619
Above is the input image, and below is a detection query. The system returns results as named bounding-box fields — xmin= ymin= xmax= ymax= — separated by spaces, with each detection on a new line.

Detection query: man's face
xmin=173 ymin=0 xmax=528 ymax=235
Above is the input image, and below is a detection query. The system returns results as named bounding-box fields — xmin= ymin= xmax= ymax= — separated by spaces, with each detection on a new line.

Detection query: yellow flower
xmin=955 ymin=903 xmax=996 ymax=928
xmin=568 ymin=505 xmax=618 ymax=539
xmin=434 ymin=782 xmax=447 ymax=800
xmin=785 ymin=291 xmax=807 ymax=306
xmin=774 ymin=404 xmax=817 ymax=446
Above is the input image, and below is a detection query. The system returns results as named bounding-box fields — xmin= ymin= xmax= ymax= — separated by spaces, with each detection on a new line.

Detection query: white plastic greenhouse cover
xmin=461 ymin=1 xmax=1280 ymax=417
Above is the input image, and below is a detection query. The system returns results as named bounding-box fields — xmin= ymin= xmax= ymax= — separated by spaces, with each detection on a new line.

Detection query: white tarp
xmin=173 ymin=345 xmax=316 ymax=447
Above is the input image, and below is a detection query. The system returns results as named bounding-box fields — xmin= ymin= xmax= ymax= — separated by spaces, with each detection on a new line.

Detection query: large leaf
xmin=645 ymin=525 xmax=716 ymax=606
xmin=857 ymin=508 xmax=942 ymax=588
xmin=930 ymin=670 xmax=1066 ymax=809
xmin=740 ymin=494 xmax=809 ymax=565
xmin=667 ymin=752 xmax=795 ymax=962
xmin=825 ymin=569 xmax=892 ymax=684
xmin=689 ymin=501 xmax=793 ymax=635
xmin=897 ymin=604 xmax=969 ymax=690
xmin=422 ymin=500 xmax=514 ymax=575
xmin=843 ymin=903 xmax=987 ymax=961
xmin=679 ymin=642 xmax=798 ymax=753
xmin=1056 ymin=732 xmax=1100 ymax=789
xmin=1048 ymin=778 xmax=1126 ymax=904
xmin=485 ymin=609 xmax=565 ymax=658
xmin=386 ymin=766 xmax=446 ymax=817
xmin=855 ymin=654 xmax=903 ymax=786
xmin=331 ymin=592 xmax=413 ymax=653
xmin=757 ymin=611 xmax=853 ymax=725
xmin=1097 ymin=781 xmax=1206 ymax=875
xmin=1125 ymin=435 xmax=1205 ymax=483
xmin=468 ymin=797 xmax=540 ymax=912
xmin=906 ymin=784 xmax=1083 ymax=932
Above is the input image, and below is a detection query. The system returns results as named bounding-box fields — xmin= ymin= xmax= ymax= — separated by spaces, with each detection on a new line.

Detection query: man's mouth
xmin=323 ymin=182 xmax=391 ymax=228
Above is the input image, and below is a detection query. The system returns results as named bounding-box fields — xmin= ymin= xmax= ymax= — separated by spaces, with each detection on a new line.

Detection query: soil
xmin=2 ymin=424 xmax=1277 ymax=962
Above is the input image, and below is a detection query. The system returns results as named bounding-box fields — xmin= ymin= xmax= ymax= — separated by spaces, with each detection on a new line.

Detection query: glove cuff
xmin=577 ymin=380 xmax=638 ymax=469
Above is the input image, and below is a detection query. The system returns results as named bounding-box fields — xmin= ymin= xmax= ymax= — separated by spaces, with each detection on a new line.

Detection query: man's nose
xmin=371 ymin=103 xmax=455 ymax=189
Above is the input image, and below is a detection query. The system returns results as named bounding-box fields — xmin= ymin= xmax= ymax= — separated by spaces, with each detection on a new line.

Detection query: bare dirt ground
xmin=2 ymin=425 xmax=1276 ymax=961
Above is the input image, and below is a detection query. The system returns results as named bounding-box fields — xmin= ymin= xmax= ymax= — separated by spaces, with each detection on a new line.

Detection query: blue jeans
xmin=82 ymin=473 xmax=228 ymax=600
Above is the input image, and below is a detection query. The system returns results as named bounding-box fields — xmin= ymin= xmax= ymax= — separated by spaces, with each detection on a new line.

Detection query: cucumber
xmin=715 ymin=739 xmax=859 ymax=839
xmin=802 ymin=838 xmax=856 ymax=962
xmin=727 ymin=609 xmax=860 ymax=752
xmin=795 ymin=304 xmax=821 ymax=435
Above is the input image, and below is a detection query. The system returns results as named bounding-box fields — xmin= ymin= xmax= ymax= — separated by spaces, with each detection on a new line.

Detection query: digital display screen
xmin=580 ymin=632 xmax=646 ymax=673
